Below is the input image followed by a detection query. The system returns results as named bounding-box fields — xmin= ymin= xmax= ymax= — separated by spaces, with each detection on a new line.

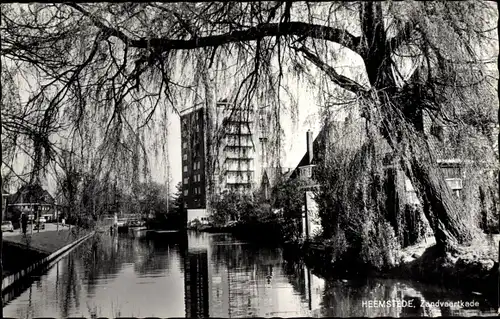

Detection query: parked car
xmin=1 ymin=221 xmax=14 ymax=232
xmin=38 ymin=217 xmax=47 ymax=223
xmin=225 ymin=221 xmax=239 ymax=228
xmin=34 ymin=222 xmax=45 ymax=230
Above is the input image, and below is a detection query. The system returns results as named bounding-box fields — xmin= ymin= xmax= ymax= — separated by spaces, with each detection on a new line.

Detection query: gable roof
xmin=289 ymin=120 xmax=367 ymax=179
xmin=10 ymin=184 xmax=54 ymax=205
xmin=289 ymin=127 xmax=328 ymax=179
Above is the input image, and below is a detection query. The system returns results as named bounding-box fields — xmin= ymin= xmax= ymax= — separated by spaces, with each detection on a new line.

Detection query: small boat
xmin=129 ymin=226 xmax=148 ymax=238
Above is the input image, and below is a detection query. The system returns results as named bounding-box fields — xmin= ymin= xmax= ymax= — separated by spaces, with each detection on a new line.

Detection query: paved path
xmin=2 ymin=223 xmax=72 ymax=237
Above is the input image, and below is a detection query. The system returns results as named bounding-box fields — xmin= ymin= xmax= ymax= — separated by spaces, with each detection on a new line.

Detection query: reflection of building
xmin=184 ymin=250 xmax=210 ymax=318
xmin=184 ymin=233 xmax=216 ymax=318
xmin=184 ymin=232 xmax=311 ymax=317
xmin=180 ymin=101 xmax=271 ymax=225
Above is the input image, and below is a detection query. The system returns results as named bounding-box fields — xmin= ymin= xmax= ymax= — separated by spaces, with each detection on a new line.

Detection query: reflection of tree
xmin=77 ymin=233 xmax=185 ymax=283
xmin=60 ymin=253 xmax=82 ymax=318
xmin=133 ymin=239 xmax=181 ymax=276
xmin=280 ymin=260 xmax=496 ymax=319
xmin=282 ymin=259 xmax=307 ymax=298
xmin=210 ymin=242 xmax=282 ymax=273
xmin=78 ymin=234 xmax=141 ymax=282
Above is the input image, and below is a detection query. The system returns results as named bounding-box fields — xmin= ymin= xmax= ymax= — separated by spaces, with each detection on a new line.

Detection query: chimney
xmin=306 ymin=130 xmax=313 ymax=165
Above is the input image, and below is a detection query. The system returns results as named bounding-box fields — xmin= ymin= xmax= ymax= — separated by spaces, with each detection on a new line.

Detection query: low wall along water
xmin=2 ymin=231 xmax=95 ymax=293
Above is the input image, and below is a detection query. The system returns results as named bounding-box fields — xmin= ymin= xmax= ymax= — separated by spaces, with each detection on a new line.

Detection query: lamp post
xmin=30 ymin=205 xmax=33 ymax=235
xmin=35 ymin=204 xmax=40 ymax=233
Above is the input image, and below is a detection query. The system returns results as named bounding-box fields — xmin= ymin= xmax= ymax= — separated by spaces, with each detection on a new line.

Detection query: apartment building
xmin=180 ymin=100 xmax=270 ymax=225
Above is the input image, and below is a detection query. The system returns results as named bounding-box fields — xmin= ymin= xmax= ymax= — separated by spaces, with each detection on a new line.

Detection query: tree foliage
xmin=1 ymin=2 xmax=498 ymax=252
xmin=210 ymin=190 xmax=272 ymax=226
xmin=272 ymin=177 xmax=307 ymax=242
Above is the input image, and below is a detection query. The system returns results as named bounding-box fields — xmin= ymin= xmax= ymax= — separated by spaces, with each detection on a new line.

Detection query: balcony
xmin=225 ymin=161 xmax=254 ymax=172
xmin=445 ymin=178 xmax=463 ymax=190
xmin=226 ymin=175 xmax=253 ymax=184
xmin=225 ymin=136 xmax=254 ymax=147
xmin=298 ymin=165 xmax=315 ymax=179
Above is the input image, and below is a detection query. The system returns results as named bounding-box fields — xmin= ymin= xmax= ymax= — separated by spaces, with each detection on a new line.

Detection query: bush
xmin=359 ymin=221 xmax=401 ymax=270
xmin=210 ymin=190 xmax=273 ymax=226
xmin=272 ymin=178 xmax=307 ymax=242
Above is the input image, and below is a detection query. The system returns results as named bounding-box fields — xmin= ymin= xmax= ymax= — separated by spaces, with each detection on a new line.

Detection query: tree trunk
xmin=0 ymin=173 xmax=3 ymax=313
xmin=358 ymin=2 xmax=481 ymax=251
xmin=405 ymin=154 xmax=480 ymax=250
xmin=363 ymin=94 xmax=481 ymax=251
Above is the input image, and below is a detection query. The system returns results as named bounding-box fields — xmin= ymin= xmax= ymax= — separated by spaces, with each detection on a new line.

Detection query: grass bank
xmin=3 ymin=228 xmax=91 ymax=278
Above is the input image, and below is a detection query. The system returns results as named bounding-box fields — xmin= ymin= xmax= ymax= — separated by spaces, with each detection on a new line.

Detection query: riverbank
xmin=200 ymin=220 xmax=499 ymax=300
xmin=2 ymin=227 xmax=93 ymax=292
xmin=390 ymin=235 xmax=499 ymax=299
xmin=291 ymin=235 xmax=499 ymax=302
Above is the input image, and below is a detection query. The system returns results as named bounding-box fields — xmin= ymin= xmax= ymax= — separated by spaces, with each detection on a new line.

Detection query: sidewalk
xmin=2 ymin=222 xmax=70 ymax=238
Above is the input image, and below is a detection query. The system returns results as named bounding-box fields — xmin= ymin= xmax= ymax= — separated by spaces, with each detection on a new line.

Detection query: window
xmin=183 ymin=190 xmax=188 ymax=196
xmin=443 ymin=167 xmax=461 ymax=179
xmin=182 ymin=142 xmax=187 ymax=149
xmin=299 ymin=166 xmax=312 ymax=178
xmin=430 ymin=124 xmax=444 ymax=141
xmin=183 ymin=154 xmax=187 ymax=161
xmin=183 ymin=165 xmax=188 ymax=172
xmin=183 ymin=178 xmax=189 ymax=184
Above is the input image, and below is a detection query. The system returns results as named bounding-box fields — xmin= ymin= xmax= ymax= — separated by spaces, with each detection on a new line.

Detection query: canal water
xmin=3 ymin=231 xmax=497 ymax=318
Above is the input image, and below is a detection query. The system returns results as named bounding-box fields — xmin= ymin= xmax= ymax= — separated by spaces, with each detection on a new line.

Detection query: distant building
xmin=180 ymin=104 xmax=208 ymax=224
xmin=7 ymin=184 xmax=55 ymax=222
xmin=289 ymin=112 xmax=495 ymax=241
xmin=180 ymin=100 xmax=271 ymax=225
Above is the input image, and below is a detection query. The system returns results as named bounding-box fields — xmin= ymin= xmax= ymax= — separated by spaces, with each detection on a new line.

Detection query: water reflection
xmin=2 ymin=231 xmax=497 ymax=318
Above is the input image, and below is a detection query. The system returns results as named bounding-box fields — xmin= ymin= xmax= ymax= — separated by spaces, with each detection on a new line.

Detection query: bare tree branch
xmin=65 ymin=3 xmax=362 ymax=54
xmin=295 ymin=46 xmax=368 ymax=95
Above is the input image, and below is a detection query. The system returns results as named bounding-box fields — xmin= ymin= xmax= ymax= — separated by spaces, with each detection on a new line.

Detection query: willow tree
xmin=1 ymin=2 xmax=498 ymax=252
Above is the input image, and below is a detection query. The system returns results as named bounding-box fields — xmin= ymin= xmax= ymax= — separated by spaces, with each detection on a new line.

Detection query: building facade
xmin=6 ymin=184 xmax=55 ymax=223
xmin=180 ymin=100 xmax=270 ymax=225
xmin=180 ymin=105 xmax=208 ymax=224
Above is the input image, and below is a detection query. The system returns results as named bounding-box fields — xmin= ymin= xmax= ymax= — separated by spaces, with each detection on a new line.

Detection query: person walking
xmin=21 ymin=213 xmax=28 ymax=235
xmin=113 ymin=213 xmax=118 ymax=235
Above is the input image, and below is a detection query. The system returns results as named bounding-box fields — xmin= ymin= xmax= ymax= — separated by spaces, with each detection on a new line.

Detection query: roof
xmin=289 ymin=129 xmax=327 ymax=179
xmin=10 ymin=184 xmax=54 ymax=205
xmin=289 ymin=120 xmax=366 ymax=179
xmin=260 ymin=167 xmax=283 ymax=188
